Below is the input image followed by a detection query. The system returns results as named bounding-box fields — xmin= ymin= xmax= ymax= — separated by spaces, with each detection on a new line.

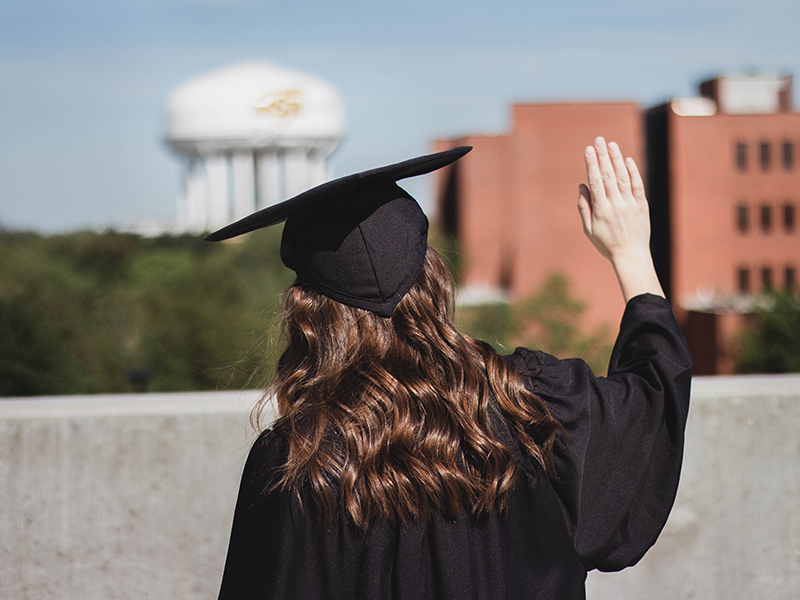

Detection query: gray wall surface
xmin=1 ymin=376 xmax=799 ymax=599
xmin=0 ymin=391 xmax=266 ymax=600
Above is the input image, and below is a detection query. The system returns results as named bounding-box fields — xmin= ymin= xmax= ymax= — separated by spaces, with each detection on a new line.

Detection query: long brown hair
xmin=256 ymin=245 xmax=561 ymax=528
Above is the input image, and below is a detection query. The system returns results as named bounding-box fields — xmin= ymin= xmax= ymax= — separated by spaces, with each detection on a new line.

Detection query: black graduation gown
xmin=217 ymin=294 xmax=692 ymax=599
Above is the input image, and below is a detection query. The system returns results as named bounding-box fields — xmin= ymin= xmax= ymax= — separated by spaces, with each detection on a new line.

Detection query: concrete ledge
xmin=2 ymin=376 xmax=799 ymax=599
xmin=0 ymin=390 xmax=263 ymax=419
xmin=691 ymin=372 xmax=800 ymax=398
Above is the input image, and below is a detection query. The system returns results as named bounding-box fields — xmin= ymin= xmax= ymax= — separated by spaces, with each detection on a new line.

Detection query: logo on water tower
xmin=253 ymin=89 xmax=303 ymax=117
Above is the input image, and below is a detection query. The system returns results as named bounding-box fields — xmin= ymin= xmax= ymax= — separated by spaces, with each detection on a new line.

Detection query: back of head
xmin=264 ymin=246 xmax=561 ymax=528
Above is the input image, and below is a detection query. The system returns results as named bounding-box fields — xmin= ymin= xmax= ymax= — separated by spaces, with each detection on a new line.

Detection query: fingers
xmin=584 ymin=137 xmax=641 ymax=205
xmin=584 ymin=144 xmax=607 ymax=206
xmin=626 ymin=157 xmax=646 ymax=204
xmin=608 ymin=141 xmax=632 ymax=198
xmin=593 ymin=137 xmax=618 ymax=199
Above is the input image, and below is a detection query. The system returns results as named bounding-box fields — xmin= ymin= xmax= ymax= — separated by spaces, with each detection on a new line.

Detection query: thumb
xmin=577 ymin=184 xmax=593 ymax=235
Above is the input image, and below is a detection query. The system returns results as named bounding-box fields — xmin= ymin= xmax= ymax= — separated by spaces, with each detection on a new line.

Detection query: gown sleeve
xmin=510 ymin=293 xmax=692 ymax=572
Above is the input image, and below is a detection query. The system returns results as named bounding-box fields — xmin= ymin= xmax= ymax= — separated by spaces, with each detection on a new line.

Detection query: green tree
xmin=455 ymin=274 xmax=613 ymax=374
xmin=0 ymin=228 xmax=292 ymax=396
xmin=0 ymin=297 xmax=73 ymax=396
xmin=737 ymin=292 xmax=800 ymax=373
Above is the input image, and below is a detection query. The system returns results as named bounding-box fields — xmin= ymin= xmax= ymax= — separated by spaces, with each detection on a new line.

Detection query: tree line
xmin=0 ymin=229 xmax=796 ymax=397
xmin=0 ymin=229 xmax=291 ymax=396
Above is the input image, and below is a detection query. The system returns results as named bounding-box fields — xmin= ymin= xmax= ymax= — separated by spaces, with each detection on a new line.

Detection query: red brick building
xmin=433 ymin=74 xmax=800 ymax=374
xmin=432 ymin=102 xmax=643 ymax=333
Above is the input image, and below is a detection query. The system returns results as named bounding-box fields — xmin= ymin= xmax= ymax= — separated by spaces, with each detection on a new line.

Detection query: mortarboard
xmin=205 ymin=146 xmax=472 ymax=317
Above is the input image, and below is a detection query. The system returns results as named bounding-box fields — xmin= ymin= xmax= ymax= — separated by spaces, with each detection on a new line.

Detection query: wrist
xmin=608 ymin=247 xmax=653 ymax=269
xmin=609 ymin=249 xmax=665 ymax=302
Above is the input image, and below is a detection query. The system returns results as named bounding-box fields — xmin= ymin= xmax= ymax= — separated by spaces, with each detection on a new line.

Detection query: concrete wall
xmin=1 ymin=376 xmax=799 ymax=599
xmin=0 ymin=391 xmax=268 ymax=600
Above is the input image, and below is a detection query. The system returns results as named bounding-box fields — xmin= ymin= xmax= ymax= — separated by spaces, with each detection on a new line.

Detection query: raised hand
xmin=578 ymin=137 xmax=664 ymax=301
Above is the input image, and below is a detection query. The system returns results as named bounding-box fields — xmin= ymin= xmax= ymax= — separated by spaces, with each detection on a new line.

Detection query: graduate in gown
xmin=207 ymin=138 xmax=692 ymax=600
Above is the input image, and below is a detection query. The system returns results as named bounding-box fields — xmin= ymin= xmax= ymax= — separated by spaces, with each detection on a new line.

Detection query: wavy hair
xmin=256 ymin=245 xmax=562 ymax=528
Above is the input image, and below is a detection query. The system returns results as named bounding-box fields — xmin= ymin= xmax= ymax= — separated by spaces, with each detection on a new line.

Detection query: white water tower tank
xmin=165 ymin=63 xmax=345 ymax=233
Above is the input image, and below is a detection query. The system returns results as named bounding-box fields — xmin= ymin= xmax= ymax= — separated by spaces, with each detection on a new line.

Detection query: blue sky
xmin=1 ymin=0 xmax=798 ymax=232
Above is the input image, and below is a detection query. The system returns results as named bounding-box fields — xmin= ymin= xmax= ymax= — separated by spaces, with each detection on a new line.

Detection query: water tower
xmin=165 ymin=63 xmax=345 ymax=233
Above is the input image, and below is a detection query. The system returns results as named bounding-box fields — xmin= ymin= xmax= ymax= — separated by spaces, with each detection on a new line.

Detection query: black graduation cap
xmin=205 ymin=146 xmax=472 ymax=317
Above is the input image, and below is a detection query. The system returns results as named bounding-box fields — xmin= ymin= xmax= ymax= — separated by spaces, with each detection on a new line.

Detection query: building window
xmin=783 ymin=140 xmax=794 ymax=170
xmin=784 ymin=203 xmax=796 ymax=232
xmin=736 ymin=203 xmax=749 ymax=232
xmin=762 ymin=267 xmax=774 ymax=291
xmin=738 ymin=267 xmax=750 ymax=294
xmin=760 ymin=141 xmax=771 ymax=170
xmin=761 ymin=204 xmax=772 ymax=232
xmin=786 ymin=266 xmax=796 ymax=293
xmin=736 ymin=141 xmax=748 ymax=171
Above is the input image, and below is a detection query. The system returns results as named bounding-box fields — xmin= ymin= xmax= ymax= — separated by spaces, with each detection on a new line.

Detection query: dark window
xmin=761 ymin=204 xmax=772 ymax=232
xmin=762 ymin=267 xmax=773 ymax=291
xmin=784 ymin=203 xmax=796 ymax=232
xmin=786 ymin=266 xmax=796 ymax=293
xmin=736 ymin=141 xmax=748 ymax=171
xmin=736 ymin=203 xmax=749 ymax=232
xmin=738 ymin=267 xmax=750 ymax=294
xmin=760 ymin=141 xmax=771 ymax=170
xmin=783 ymin=140 xmax=794 ymax=170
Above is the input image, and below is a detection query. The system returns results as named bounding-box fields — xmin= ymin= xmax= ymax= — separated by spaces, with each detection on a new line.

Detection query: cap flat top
xmin=205 ymin=145 xmax=471 ymax=241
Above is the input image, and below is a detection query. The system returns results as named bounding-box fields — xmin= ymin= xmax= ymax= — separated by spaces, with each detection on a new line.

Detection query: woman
xmin=210 ymin=138 xmax=692 ymax=599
